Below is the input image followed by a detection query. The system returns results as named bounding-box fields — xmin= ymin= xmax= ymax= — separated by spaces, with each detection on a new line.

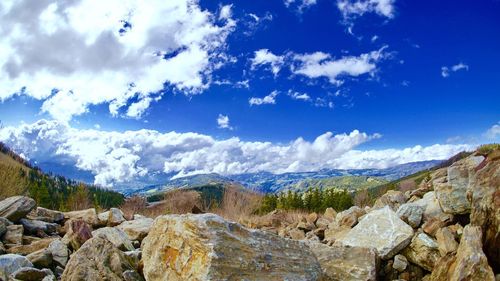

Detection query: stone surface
xmin=306 ymin=212 xmax=318 ymax=224
xmin=3 ymin=224 xmax=24 ymax=245
xmin=0 ymin=254 xmax=33 ymax=280
xmin=7 ymin=237 xmax=57 ymax=255
xmin=92 ymin=227 xmax=134 ymax=251
xmin=20 ymin=218 xmax=58 ymax=235
xmin=373 ymin=190 xmax=407 ymax=211
xmin=12 ymin=266 xmax=49 ymax=281
xmin=324 ymin=207 xmax=337 ymax=221
xmin=0 ymin=218 xmax=7 ymax=237
xmin=141 ymin=213 xmax=323 ymax=281
xmin=334 ymin=206 xmax=366 ymax=228
xmin=30 ymin=207 xmax=64 ymax=223
xmin=336 ymin=206 xmax=414 ymax=259
xmin=435 ymin=227 xmax=458 ymax=256
xmin=324 ymin=226 xmax=351 ymax=244
xmin=415 ymin=192 xmax=453 ymax=224
xmin=309 ymin=242 xmax=377 ymax=281
xmin=27 ymin=248 xmax=52 ymax=268
xmin=61 ymin=236 xmax=138 ymax=281
xmin=97 ymin=211 xmax=110 ymax=225
xmin=288 ymin=228 xmax=305 ymax=240
xmin=396 ymin=202 xmax=424 ymax=228
xmin=116 ymin=218 xmax=153 ymax=242
xmin=430 ymin=225 xmax=494 ymax=281
xmin=107 ymin=208 xmax=126 ymax=226
xmin=434 ymin=156 xmax=483 ymax=215
xmin=0 ymin=196 xmax=36 ymax=222
xmin=315 ymin=217 xmax=331 ymax=228
xmin=402 ymin=232 xmax=440 ymax=271
xmin=62 ymin=219 xmax=93 ymax=251
xmin=63 ymin=208 xmax=98 ymax=226
xmin=47 ymin=239 xmax=69 ymax=268
xmin=393 ymin=254 xmax=408 ymax=272
xmin=0 ymin=241 xmax=5 ymax=255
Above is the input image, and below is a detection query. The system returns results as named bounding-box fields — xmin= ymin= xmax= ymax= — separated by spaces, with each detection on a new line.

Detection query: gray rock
xmin=63 ymin=208 xmax=98 ymax=226
xmin=0 ymin=218 xmax=7 ymax=237
xmin=124 ymin=250 xmax=142 ymax=270
xmin=393 ymin=254 xmax=408 ymax=272
xmin=396 ymin=202 xmax=424 ymax=228
xmin=0 ymin=196 xmax=36 ymax=222
xmin=92 ymin=227 xmax=134 ymax=251
xmin=20 ymin=218 xmax=59 ymax=235
xmin=373 ymin=190 xmax=407 ymax=211
xmin=0 ymin=241 xmax=5 ymax=254
xmin=402 ymin=232 xmax=440 ymax=271
xmin=29 ymin=207 xmax=64 ymax=223
xmin=108 ymin=208 xmax=126 ymax=226
xmin=0 ymin=254 xmax=33 ymax=280
xmin=27 ymin=249 xmax=53 ymax=269
xmin=47 ymin=239 xmax=69 ymax=267
xmin=11 ymin=266 xmax=49 ymax=281
xmin=2 ymin=224 xmax=24 ymax=245
xmin=116 ymin=217 xmax=153 ymax=242
xmin=336 ymin=206 xmax=414 ymax=259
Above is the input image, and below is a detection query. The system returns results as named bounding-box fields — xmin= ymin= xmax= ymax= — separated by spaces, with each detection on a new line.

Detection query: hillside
xmin=0 ymin=142 xmax=124 ymax=210
xmin=282 ymin=175 xmax=387 ymax=193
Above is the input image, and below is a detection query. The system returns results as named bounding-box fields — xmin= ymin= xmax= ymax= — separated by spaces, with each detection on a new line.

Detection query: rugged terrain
xmin=0 ymin=146 xmax=498 ymax=280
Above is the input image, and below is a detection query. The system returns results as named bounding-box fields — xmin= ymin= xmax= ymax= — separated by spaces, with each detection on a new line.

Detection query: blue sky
xmin=0 ymin=0 xmax=498 ymax=188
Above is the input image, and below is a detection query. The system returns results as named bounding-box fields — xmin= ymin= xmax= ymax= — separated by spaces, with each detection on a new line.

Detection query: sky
xmin=0 ymin=0 xmax=499 ymax=188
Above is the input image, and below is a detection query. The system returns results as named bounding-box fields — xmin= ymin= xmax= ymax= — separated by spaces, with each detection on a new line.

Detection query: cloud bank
xmin=0 ymin=0 xmax=235 ymax=122
xmin=0 ymin=120 xmax=471 ymax=187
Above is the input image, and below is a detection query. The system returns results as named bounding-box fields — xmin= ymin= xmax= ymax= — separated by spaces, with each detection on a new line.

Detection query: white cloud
xmin=291 ymin=46 xmax=388 ymax=85
xmin=251 ymin=49 xmax=285 ymax=76
xmin=485 ymin=122 xmax=500 ymax=140
xmin=337 ymin=0 xmax=396 ymax=20
xmin=0 ymin=119 xmax=473 ymax=187
xmin=0 ymin=0 xmax=236 ymax=122
xmin=249 ymin=90 xmax=279 ymax=106
xmin=441 ymin=62 xmax=469 ymax=78
xmin=284 ymin=0 xmax=317 ymax=12
xmin=288 ymin=90 xmax=311 ymax=101
xmin=217 ymin=114 xmax=233 ymax=130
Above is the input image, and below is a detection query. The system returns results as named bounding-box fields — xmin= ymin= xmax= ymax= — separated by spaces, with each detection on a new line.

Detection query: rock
xmin=288 ymin=228 xmax=305 ymax=240
xmin=29 ymin=207 xmax=64 ymax=223
xmin=92 ymin=227 xmax=134 ymax=251
xmin=402 ymin=232 xmax=440 ymax=271
xmin=315 ymin=217 xmax=331 ymax=228
xmin=12 ymin=267 xmax=49 ymax=281
xmin=20 ymin=219 xmax=58 ymax=235
xmin=0 ymin=241 xmax=5 ymax=254
xmin=435 ymin=227 xmax=458 ymax=256
xmin=124 ymin=250 xmax=141 ymax=270
xmin=306 ymin=212 xmax=318 ymax=224
xmin=97 ymin=211 xmax=110 ymax=225
xmin=63 ymin=208 xmax=98 ymax=226
xmin=108 ymin=208 xmax=126 ymax=226
xmin=434 ymin=156 xmax=483 ymax=214
xmin=393 ymin=254 xmax=408 ymax=272
xmin=122 ymin=270 xmax=144 ymax=281
xmin=396 ymin=202 xmax=424 ymax=228
xmin=0 ymin=196 xmax=36 ymax=222
xmin=7 ymin=237 xmax=57 ymax=255
xmin=415 ymin=192 xmax=453 ymax=223
xmin=116 ymin=218 xmax=153 ymax=242
xmin=324 ymin=207 xmax=337 ymax=220
xmin=334 ymin=206 xmax=366 ymax=228
xmin=297 ymin=221 xmax=315 ymax=232
xmin=3 ymin=224 xmax=23 ymax=245
xmin=0 ymin=218 xmax=7 ymax=237
xmin=309 ymin=242 xmax=377 ymax=281
xmin=27 ymin=248 xmax=52 ymax=268
xmin=324 ymin=226 xmax=351 ymax=244
xmin=336 ymin=206 xmax=414 ymax=259
xmin=61 ymin=236 xmax=139 ymax=281
xmin=47 ymin=239 xmax=69 ymax=268
xmin=141 ymin=213 xmax=323 ymax=281
xmin=422 ymin=217 xmax=451 ymax=237
xmin=62 ymin=219 xmax=93 ymax=251
xmin=132 ymin=214 xmax=145 ymax=220
xmin=373 ymin=190 xmax=407 ymax=211
xmin=430 ymin=225 xmax=494 ymax=281
xmin=0 ymin=254 xmax=33 ymax=280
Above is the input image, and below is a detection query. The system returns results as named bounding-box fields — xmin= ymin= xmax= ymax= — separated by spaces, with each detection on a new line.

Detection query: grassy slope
xmin=282 ymin=176 xmax=388 ymax=193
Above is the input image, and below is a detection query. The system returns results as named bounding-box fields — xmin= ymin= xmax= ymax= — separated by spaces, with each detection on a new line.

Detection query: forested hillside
xmin=0 ymin=142 xmax=124 ymax=210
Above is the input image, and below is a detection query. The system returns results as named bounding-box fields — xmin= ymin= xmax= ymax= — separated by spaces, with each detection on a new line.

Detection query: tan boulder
xmin=435 ymin=227 xmax=458 ymax=256
xmin=26 ymin=248 xmax=52 ymax=268
xmin=29 ymin=207 xmax=64 ymax=223
xmin=288 ymin=228 xmax=306 ymax=240
xmin=309 ymin=242 xmax=377 ymax=281
xmin=396 ymin=202 xmax=424 ymax=228
xmin=335 ymin=206 xmax=414 ymax=259
xmin=324 ymin=226 xmax=351 ymax=244
xmin=92 ymin=227 xmax=134 ymax=251
xmin=141 ymin=213 xmax=323 ymax=281
xmin=0 ymin=196 xmax=36 ymax=222
xmin=63 ymin=208 xmax=98 ymax=226
xmin=116 ymin=217 xmax=153 ymax=242
xmin=61 ymin=236 xmax=138 ymax=281
xmin=373 ymin=190 xmax=407 ymax=211
xmin=2 ymin=225 xmax=23 ymax=245
xmin=324 ymin=207 xmax=337 ymax=220
xmin=47 ymin=239 xmax=69 ymax=268
xmin=334 ymin=206 xmax=366 ymax=228
xmin=306 ymin=212 xmax=318 ymax=224
xmin=402 ymin=232 xmax=440 ymax=271
xmin=7 ymin=237 xmax=57 ymax=256
xmin=62 ymin=219 xmax=93 ymax=251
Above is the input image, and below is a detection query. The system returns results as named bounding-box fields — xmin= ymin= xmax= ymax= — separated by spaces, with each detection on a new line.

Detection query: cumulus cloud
xmin=291 ymin=46 xmax=388 ymax=85
xmin=249 ymin=90 xmax=279 ymax=106
xmin=251 ymin=49 xmax=285 ymax=77
xmin=288 ymin=90 xmax=311 ymax=101
xmin=284 ymin=0 xmax=317 ymax=12
xmin=337 ymin=0 xmax=396 ymax=20
xmin=441 ymin=62 xmax=469 ymax=78
xmin=0 ymin=119 xmax=472 ymax=188
xmin=484 ymin=122 xmax=500 ymax=140
xmin=217 ymin=114 xmax=233 ymax=130
xmin=0 ymin=0 xmax=236 ymax=122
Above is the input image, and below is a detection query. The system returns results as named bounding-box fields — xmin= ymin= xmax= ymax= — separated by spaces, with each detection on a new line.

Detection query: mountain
xmin=281 ymin=176 xmax=388 ymax=193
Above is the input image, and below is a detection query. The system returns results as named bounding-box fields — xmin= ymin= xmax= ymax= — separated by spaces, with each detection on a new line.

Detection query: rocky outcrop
xmin=141 ymin=213 xmax=323 ymax=281
xmin=333 ymin=206 xmax=366 ymax=228
xmin=402 ymin=232 xmax=440 ymax=271
xmin=0 ymin=196 xmax=36 ymax=222
xmin=61 ymin=236 xmax=138 ymax=281
xmin=63 ymin=209 xmax=98 ymax=227
xmin=92 ymin=227 xmax=134 ymax=251
xmin=373 ymin=190 xmax=407 ymax=211
xmin=116 ymin=218 xmax=153 ymax=242
xmin=308 ymin=242 xmax=377 ymax=281
xmin=336 ymin=206 xmax=414 ymax=259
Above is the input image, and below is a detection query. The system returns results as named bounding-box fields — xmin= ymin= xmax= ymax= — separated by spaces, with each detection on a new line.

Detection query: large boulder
xmin=19 ymin=218 xmax=59 ymax=235
xmin=0 ymin=254 xmax=33 ymax=280
xmin=434 ymin=156 xmax=483 ymax=215
xmin=373 ymin=190 xmax=407 ymax=211
xmin=61 ymin=236 xmax=138 ymax=281
xmin=0 ymin=196 xmax=36 ymax=222
xmin=308 ymin=242 xmax=377 ymax=281
xmin=62 ymin=219 xmax=93 ymax=251
xmin=11 ymin=267 xmax=52 ymax=281
xmin=333 ymin=206 xmax=366 ymax=228
xmin=63 ymin=209 xmax=98 ymax=226
xmin=335 ymin=206 xmax=414 ymax=259
xmin=7 ymin=237 xmax=58 ymax=255
xmin=396 ymin=202 xmax=424 ymax=228
xmin=26 ymin=248 xmax=53 ymax=268
xmin=2 ymin=224 xmax=24 ymax=245
xmin=29 ymin=207 xmax=64 ymax=223
xmin=430 ymin=225 xmax=494 ymax=281
xmin=402 ymin=232 xmax=440 ymax=271
xmin=141 ymin=213 xmax=323 ymax=281
xmin=108 ymin=208 xmax=126 ymax=226
xmin=435 ymin=227 xmax=458 ymax=256
xmin=116 ymin=218 xmax=153 ymax=242
xmin=47 ymin=239 xmax=69 ymax=268
xmin=92 ymin=227 xmax=134 ymax=251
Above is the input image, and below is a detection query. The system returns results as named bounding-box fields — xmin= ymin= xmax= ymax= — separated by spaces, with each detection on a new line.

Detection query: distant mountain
xmin=130 ymin=160 xmax=441 ymax=195
xmin=281 ymin=176 xmax=388 ymax=193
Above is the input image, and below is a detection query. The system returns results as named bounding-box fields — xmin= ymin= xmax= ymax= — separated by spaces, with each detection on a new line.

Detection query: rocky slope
xmin=0 ymin=148 xmax=498 ymax=280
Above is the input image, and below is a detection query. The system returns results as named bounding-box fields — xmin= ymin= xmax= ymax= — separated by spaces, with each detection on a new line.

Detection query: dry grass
xmin=120 ymin=195 xmax=148 ymax=219
xmin=163 ymin=190 xmax=202 ymax=214
xmin=354 ymin=188 xmax=372 ymax=208
xmin=211 ymin=186 xmax=263 ymax=222
xmin=398 ymin=179 xmax=417 ymax=193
